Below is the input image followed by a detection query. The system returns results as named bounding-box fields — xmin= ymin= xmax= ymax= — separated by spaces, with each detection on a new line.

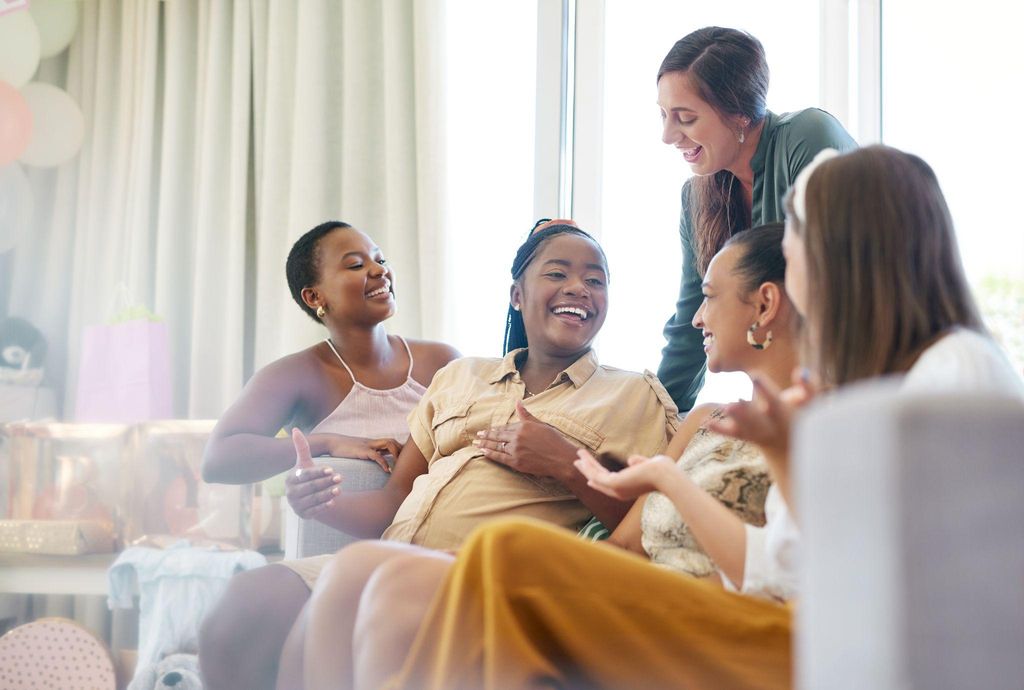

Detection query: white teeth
xmin=553 ymin=306 xmax=588 ymax=320
xmin=366 ymin=283 xmax=391 ymax=298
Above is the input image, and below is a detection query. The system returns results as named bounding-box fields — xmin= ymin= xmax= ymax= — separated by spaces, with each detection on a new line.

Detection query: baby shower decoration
xmin=0 ymin=0 xmax=84 ymax=170
xmin=0 ymin=0 xmax=83 ymax=255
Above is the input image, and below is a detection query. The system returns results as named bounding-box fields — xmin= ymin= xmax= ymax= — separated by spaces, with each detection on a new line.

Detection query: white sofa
xmin=796 ymin=382 xmax=1024 ymax=689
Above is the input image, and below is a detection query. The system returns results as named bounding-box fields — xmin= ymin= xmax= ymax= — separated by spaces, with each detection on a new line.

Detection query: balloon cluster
xmin=0 ymin=0 xmax=83 ymax=252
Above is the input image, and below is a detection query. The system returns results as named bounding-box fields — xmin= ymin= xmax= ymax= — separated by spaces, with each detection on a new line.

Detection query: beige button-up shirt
xmin=381 ymin=349 xmax=679 ymax=550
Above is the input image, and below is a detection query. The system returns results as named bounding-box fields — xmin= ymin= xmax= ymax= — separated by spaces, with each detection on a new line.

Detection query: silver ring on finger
xmin=500 ymin=441 xmax=507 ymax=451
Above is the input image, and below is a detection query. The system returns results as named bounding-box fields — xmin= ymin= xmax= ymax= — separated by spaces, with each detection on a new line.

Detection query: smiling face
xmin=303 ymin=227 xmax=396 ymax=326
xmin=511 ymin=234 xmax=609 ymax=357
xmin=657 ymin=70 xmax=746 ymax=177
xmin=691 ymin=245 xmax=761 ymax=373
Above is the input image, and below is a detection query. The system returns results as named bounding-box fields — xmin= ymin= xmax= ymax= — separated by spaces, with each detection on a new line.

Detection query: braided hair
xmin=503 ymin=222 xmax=608 ymax=354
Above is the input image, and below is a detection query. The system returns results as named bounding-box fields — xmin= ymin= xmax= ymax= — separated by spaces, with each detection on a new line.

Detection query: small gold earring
xmin=747 ymin=322 xmax=773 ymax=350
xmin=316 ymin=305 xmax=326 ymax=319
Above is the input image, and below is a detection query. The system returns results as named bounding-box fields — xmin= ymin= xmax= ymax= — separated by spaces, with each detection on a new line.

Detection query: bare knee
xmin=199 ymin=564 xmax=309 ymax=690
xmin=352 ymin=555 xmax=452 ymax=689
xmin=310 ymin=540 xmax=416 ymax=610
xmin=356 ymin=556 xmax=450 ymax=645
xmin=361 ymin=554 xmax=450 ymax=610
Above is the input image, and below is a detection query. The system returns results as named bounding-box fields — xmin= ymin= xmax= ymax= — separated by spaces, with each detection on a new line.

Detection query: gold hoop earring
xmin=747 ymin=322 xmax=773 ymax=350
xmin=316 ymin=305 xmax=326 ymax=320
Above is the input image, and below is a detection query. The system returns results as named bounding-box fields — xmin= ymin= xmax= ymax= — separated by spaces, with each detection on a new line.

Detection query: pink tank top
xmin=309 ymin=336 xmax=427 ymax=443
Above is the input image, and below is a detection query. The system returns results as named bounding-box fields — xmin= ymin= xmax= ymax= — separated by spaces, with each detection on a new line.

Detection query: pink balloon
xmin=0 ymin=80 xmax=32 ymax=166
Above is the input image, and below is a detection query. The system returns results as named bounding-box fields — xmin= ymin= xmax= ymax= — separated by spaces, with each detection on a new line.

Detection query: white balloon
xmin=0 ymin=163 xmax=33 ymax=253
xmin=29 ymin=0 xmax=80 ymax=58
xmin=19 ymin=82 xmax=84 ymax=168
xmin=0 ymin=11 xmax=41 ymax=87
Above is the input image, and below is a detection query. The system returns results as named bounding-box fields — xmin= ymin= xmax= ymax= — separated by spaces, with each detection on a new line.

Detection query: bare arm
xmin=644 ymin=462 xmax=748 ymax=586
xmin=604 ymin=403 xmax=718 ymax=552
xmin=202 ymin=356 xmax=318 ymax=484
xmin=605 ymin=494 xmax=648 ymax=555
xmin=286 ymin=430 xmax=429 ymax=538
xmin=575 ymin=451 xmax=749 ymax=587
xmin=552 ymin=456 xmax=635 ymax=529
xmin=664 ymin=403 xmax=718 ymax=461
xmin=202 ymin=353 xmax=402 ymax=484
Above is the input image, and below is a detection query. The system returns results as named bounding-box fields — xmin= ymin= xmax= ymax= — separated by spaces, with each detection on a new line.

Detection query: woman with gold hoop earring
xmin=655 ymin=26 xmax=856 ymax=413
xmin=198 ymin=220 xmax=460 ymax=690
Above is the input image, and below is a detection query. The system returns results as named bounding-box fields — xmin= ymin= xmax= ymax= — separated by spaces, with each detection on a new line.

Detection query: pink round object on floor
xmin=0 ymin=617 xmax=116 ymax=690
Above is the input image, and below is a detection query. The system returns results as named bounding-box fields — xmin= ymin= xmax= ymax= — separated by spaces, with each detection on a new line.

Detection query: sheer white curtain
xmin=7 ymin=0 xmax=447 ymax=419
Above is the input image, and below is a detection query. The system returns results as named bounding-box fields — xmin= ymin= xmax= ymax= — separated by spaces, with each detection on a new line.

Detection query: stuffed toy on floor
xmin=129 ymin=652 xmax=201 ymax=690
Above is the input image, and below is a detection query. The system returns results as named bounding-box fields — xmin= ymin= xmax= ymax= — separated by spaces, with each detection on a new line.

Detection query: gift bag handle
xmin=108 ymin=282 xmax=161 ymax=324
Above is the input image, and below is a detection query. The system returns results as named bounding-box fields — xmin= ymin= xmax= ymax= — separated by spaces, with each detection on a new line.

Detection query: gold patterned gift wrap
xmin=0 ymin=519 xmax=115 ymax=554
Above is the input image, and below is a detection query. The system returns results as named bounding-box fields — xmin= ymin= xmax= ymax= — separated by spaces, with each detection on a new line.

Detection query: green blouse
xmin=657 ymin=108 xmax=857 ymax=412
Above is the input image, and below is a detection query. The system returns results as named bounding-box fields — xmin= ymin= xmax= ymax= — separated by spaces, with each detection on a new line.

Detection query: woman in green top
xmin=656 ymin=26 xmax=856 ymax=412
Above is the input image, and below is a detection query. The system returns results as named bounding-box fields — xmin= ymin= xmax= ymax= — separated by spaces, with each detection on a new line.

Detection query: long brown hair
xmin=790 ymin=145 xmax=983 ymax=386
xmin=658 ymin=27 xmax=769 ymax=274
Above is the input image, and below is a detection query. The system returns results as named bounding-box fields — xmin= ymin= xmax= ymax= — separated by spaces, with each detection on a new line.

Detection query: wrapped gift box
xmin=2 ymin=422 xmax=131 ymax=541
xmin=128 ymin=420 xmax=278 ymax=549
xmin=1 ymin=420 xmax=278 ymax=550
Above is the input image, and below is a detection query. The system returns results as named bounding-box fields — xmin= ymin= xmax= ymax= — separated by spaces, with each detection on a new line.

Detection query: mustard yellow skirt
xmin=391 ymin=517 xmax=792 ymax=690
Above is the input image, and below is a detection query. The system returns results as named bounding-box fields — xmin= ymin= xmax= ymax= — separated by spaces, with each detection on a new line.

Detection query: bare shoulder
xmin=405 ymin=338 xmax=462 ymax=375
xmin=255 ymin=345 xmax=323 ymax=381
xmin=682 ymin=402 xmax=719 ymax=431
xmin=246 ymin=344 xmax=338 ymax=402
xmin=214 ymin=343 xmax=340 ymax=435
xmin=665 ymin=402 xmax=720 ymax=460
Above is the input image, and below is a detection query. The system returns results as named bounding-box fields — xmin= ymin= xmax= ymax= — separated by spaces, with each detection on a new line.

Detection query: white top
xmin=722 ymin=485 xmax=799 ymax=601
xmin=901 ymin=328 xmax=1024 ymax=398
xmin=723 ymin=328 xmax=1023 ymax=601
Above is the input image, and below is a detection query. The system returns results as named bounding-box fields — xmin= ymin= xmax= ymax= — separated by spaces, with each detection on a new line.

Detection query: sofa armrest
xmin=796 ymin=382 xmax=1024 ymax=689
xmin=282 ymin=457 xmax=391 ymax=560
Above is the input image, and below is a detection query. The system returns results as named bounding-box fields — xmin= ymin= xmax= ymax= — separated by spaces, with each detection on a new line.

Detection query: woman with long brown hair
xmin=656 ymin=26 xmax=856 ymax=412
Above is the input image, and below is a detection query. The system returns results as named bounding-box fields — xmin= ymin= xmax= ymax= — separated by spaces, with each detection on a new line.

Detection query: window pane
xmin=882 ymin=2 xmax=1024 ymax=373
xmin=598 ymin=2 xmax=821 ymax=404
xmin=443 ymin=0 xmax=538 ymax=356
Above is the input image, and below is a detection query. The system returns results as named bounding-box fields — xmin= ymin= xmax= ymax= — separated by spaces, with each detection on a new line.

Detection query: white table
xmin=0 ymin=552 xmax=117 ymax=596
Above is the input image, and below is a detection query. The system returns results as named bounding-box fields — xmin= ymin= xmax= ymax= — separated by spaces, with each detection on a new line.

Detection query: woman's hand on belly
xmin=472 ymin=401 xmax=578 ymax=481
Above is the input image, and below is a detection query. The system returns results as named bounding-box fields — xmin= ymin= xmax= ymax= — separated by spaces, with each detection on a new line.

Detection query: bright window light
xmin=442 ymin=1 xmax=539 ymax=358
xmin=882 ymin=1 xmax=1024 ymax=375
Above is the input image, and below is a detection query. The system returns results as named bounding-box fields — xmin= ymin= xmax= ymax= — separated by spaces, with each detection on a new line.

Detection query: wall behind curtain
xmin=6 ymin=0 xmax=447 ymax=419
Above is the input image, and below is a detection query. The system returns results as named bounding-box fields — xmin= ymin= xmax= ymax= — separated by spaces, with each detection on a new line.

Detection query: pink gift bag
xmin=74 ymin=319 xmax=173 ymax=423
